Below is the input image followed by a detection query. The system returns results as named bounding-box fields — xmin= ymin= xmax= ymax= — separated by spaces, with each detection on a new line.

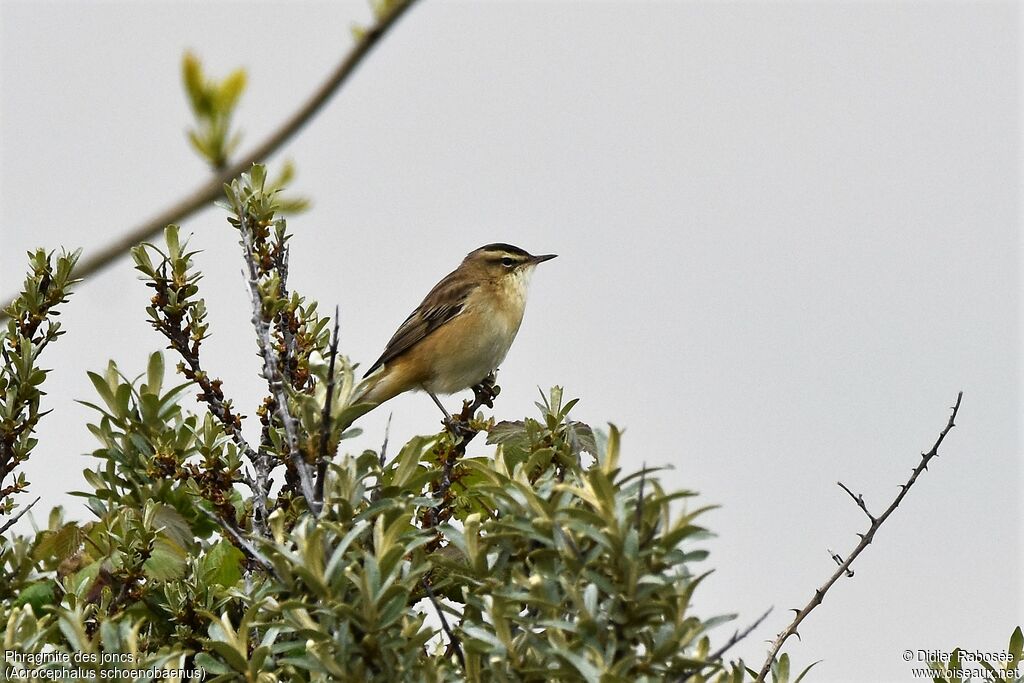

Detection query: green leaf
xmin=793 ymin=660 xmax=822 ymax=683
xmin=33 ymin=523 xmax=83 ymax=562
xmin=774 ymin=653 xmax=790 ymax=683
xmin=14 ymin=581 xmax=56 ymax=616
xmin=487 ymin=420 xmax=528 ymax=446
xmin=182 ymin=52 xmax=208 ymax=114
xmin=217 ymin=69 xmax=247 ymax=110
xmin=201 ymin=540 xmax=246 ymax=588
xmin=193 ymin=652 xmax=232 ymax=675
xmin=87 ymin=370 xmax=117 ymax=415
xmin=1008 ymin=626 xmax=1023 ymax=667
xmin=558 ymin=649 xmax=601 ymax=683
xmin=152 ymin=503 xmax=193 ymax=549
xmin=144 ymin=352 xmax=164 ymax=396
xmin=144 ymin=537 xmax=187 ymax=581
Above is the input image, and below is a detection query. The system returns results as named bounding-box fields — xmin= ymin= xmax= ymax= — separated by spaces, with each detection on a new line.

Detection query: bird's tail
xmin=350 ymin=370 xmax=400 ymax=408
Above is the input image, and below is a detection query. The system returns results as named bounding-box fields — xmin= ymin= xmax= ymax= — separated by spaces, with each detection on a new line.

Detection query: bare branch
xmin=424 ymin=580 xmax=465 ymax=670
xmin=199 ymin=507 xmax=279 ymax=580
xmin=679 ymin=607 xmax=773 ymax=681
xmin=0 ymin=0 xmax=421 ymax=322
xmin=754 ymin=391 xmax=963 ymax=682
xmin=315 ymin=308 xmax=341 ymax=502
xmin=837 ymin=481 xmax=875 ymax=523
xmin=0 ymin=496 xmax=40 ymax=536
xmin=710 ymin=607 xmax=773 ymax=663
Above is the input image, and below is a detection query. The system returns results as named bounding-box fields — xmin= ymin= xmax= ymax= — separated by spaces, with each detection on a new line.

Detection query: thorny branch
xmin=0 ymin=0 xmax=421 ymax=322
xmin=154 ymin=308 xmax=251 ymax=459
xmin=754 ymin=392 xmax=963 ymax=682
xmin=236 ymin=209 xmax=319 ymax=517
xmin=315 ymin=309 xmax=341 ymax=502
xmin=142 ymin=260 xmax=268 ymax=535
xmin=837 ymin=481 xmax=875 ymax=523
xmin=1 ymin=250 xmax=79 ymax=521
xmin=679 ymin=607 xmax=773 ymax=682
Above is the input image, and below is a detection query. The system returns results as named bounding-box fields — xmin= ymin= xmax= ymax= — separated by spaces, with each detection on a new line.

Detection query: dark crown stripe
xmin=473 ymin=243 xmax=531 ymax=257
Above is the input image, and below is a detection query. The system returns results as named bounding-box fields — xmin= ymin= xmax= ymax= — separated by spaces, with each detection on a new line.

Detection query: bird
xmin=353 ymin=243 xmax=556 ymax=416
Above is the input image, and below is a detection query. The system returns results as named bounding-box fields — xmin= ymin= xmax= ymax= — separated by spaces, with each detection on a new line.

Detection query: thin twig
xmin=754 ymin=392 xmax=963 ymax=682
xmin=0 ymin=497 xmax=40 ymax=536
xmin=836 ymin=481 xmax=875 ymax=523
xmin=679 ymin=607 xmax=773 ymax=681
xmin=155 ymin=312 xmax=257 ymax=461
xmin=199 ymin=507 xmax=280 ymax=579
xmin=424 ymin=580 xmax=465 ymax=670
xmin=315 ymin=308 xmax=341 ymax=502
xmin=0 ymin=0 xmax=421 ymax=322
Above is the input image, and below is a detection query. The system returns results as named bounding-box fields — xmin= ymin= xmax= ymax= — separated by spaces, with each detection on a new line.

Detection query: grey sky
xmin=1 ymin=1 xmax=1019 ymax=681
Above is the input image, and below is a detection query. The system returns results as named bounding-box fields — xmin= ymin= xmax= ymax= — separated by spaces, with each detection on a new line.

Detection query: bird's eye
xmin=500 ymin=257 xmax=515 ymax=267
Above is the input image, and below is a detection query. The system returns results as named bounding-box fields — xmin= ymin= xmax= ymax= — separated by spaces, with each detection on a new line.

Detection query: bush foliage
xmin=0 ymin=168 xmax=779 ymax=683
xmin=1 ymin=35 xmax=1018 ymax=682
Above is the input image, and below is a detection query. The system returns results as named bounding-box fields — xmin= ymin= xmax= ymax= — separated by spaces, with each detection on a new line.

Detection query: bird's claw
xmin=443 ymin=416 xmax=474 ymax=439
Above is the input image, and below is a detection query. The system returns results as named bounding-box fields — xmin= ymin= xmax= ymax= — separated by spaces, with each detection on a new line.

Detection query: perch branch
xmin=423 ymin=372 xmax=498 ymax=529
xmin=0 ymin=0 xmax=421 ymax=321
xmin=754 ymin=391 xmax=963 ymax=682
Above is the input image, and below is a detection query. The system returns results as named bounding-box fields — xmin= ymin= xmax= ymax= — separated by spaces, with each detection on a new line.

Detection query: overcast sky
xmin=1 ymin=1 xmax=1020 ymax=681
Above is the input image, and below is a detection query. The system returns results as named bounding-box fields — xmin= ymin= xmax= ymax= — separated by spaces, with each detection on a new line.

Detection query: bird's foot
xmin=443 ymin=415 xmax=474 ymax=440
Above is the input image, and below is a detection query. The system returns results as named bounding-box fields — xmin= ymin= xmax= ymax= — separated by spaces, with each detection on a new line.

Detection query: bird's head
xmin=462 ymin=243 xmax=557 ymax=283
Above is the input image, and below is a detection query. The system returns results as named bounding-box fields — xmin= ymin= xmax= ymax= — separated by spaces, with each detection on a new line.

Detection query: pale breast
xmin=424 ymin=275 xmax=529 ymax=394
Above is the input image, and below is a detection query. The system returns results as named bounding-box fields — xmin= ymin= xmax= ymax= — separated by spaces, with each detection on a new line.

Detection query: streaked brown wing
xmin=363 ymin=271 xmax=476 ymax=377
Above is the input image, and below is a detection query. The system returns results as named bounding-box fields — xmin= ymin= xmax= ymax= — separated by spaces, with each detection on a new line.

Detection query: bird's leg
xmin=425 ymin=389 xmax=452 ymax=421
xmin=426 ymin=388 xmax=471 ymax=437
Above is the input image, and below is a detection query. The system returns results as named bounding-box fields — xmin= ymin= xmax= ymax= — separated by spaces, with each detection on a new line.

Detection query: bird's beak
xmin=530 ymin=253 xmax=557 ymax=265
